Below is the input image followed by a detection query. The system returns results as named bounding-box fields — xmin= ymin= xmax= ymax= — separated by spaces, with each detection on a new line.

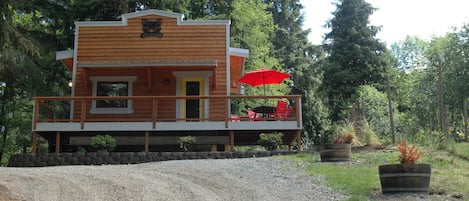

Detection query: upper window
xmin=89 ymin=76 xmax=137 ymax=114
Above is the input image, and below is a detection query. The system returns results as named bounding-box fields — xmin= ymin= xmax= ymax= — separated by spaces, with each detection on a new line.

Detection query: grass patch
xmin=277 ymin=143 xmax=469 ymax=200
xmin=452 ymin=142 xmax=469 ymax=159
xmin=424 ymin=144 xmax=469 ymax=195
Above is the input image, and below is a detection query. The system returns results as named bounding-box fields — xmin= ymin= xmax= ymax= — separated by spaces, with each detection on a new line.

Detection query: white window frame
xmin=89 ymin=76 xmax=137 ymax=114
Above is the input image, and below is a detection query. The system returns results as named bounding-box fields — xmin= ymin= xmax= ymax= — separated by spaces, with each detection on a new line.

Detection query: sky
xmin=300 ymin=0 xmax=469 ymax=46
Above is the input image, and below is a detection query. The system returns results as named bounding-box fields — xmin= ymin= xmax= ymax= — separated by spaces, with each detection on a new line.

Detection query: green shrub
xmin=91 ymin=135 xmax=116 ymax=153
xmin=258 ymin=132 xmax=283 ymax=151
xmin=77 ymin=146 xmax=86 ymax=154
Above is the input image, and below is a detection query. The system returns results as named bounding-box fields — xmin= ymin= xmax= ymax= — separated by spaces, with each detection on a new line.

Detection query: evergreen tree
xmin=266 ymin=0 xmax=331 ymax=145
xmin=322 ymin=0 xmax=388 ymax=122
xmin=0 ymin=0 xmax=41 ymax=164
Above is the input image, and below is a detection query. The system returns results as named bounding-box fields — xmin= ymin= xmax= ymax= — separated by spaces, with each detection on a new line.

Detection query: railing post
xmin=296 ymin=96 xmax=301 ymax=128
xmin=80 ymin=99 xmax=86 ymax=129
xmin=225 ymin=96 xmax=229 ymax=128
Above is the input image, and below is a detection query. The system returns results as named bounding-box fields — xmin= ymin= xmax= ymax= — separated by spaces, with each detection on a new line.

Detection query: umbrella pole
xmin=263 ymin=75 xmax=267 ymax=106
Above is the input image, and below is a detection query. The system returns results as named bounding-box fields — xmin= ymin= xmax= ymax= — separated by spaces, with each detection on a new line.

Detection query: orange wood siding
xmin=76 ymin=16 xmax=226 ymax=63
xmin=73 ymin=14 xmax=229 ymax=120
xmin=230 ymin=56 xmax=244 ymax=94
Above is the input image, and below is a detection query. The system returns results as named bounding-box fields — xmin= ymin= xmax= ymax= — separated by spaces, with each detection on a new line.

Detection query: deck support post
xmin=288 ymin=143 xmax=292 ymax=151
xmin=296 ymin=130 xmax=301 ymax=151
xmin=229 ymin=131 xmax=234 ymax=152
xmin=144 ymin=131 xmax=149 ymax=153
xmin=32 ymin=131 xmax=38 ymax=154
xmin=211 ymin=144 xmax=217 ymax=152
xmin=55 ymin=131 xmax=61 ymax=154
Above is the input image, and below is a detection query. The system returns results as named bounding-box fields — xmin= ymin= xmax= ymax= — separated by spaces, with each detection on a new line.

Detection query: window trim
xmin=89 ymin=76 xmax=137 ymax=114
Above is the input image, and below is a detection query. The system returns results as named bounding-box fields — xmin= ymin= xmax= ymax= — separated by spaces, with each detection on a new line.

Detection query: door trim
xmin=173 ymin=71 xmax=213 ymax=120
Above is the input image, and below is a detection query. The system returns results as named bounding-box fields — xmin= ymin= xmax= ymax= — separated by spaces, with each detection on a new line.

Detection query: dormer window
xmin=89 ymin=76 xmax=137 ymax=114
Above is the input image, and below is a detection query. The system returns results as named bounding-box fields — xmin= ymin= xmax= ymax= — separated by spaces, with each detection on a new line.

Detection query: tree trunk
xmin=438 ymin=62 xmax=449 ymax=139
xmin=464 ymin=97 xmax=468 ymax=142
xmin=386 ymin=72 xmax=396 ymax=143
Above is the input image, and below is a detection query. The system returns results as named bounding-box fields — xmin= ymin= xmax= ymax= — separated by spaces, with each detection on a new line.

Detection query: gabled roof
xmin=75 ymin=9 xmax=230 ymax=27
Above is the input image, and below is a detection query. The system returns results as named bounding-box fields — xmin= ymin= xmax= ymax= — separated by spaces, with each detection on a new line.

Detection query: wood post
xmin=296 ymin=130 xmax=301 ymax=151
xmin=230 ymin=131 xmax=234 ymax=151
xmin=211 ymin=144 xmax=217 ymax=152
xmin=144 ymin=131 xmax=149 ymax=153
xmin=152 ymin=99 xmax=157 ymax=129
xmin=55 ymin=131 xmax=60 ymax=154
xmin=33 ymin=100 xmax=39 ymax=129
xmin=32 ymin=131 xmax=38 ymax=154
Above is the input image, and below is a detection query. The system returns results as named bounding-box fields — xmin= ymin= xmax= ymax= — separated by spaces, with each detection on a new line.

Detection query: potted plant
xmin=319 ymin=132 xmax=354 ymax=162
xmin=179 ymin=136 xmax=196 ymax=152
xmin=379 ymin=140 xmax=431 ymax=193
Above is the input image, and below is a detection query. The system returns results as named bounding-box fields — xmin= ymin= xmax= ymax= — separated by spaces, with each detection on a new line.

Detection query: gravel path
xmin=0 ymin=157 xmax=347 ymax=201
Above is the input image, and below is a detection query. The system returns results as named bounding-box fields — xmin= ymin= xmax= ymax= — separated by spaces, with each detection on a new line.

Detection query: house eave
xmin=76 ymin=60 xmax=218 ymax=68
xmin=229 ymin=47 xmax=249 ymax=58
xmin=56 ymin=49 xmax=73 ymax=60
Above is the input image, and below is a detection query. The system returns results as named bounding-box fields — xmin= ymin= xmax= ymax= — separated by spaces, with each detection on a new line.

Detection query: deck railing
xmin=33 ymin=95 xmax=302 ymax=130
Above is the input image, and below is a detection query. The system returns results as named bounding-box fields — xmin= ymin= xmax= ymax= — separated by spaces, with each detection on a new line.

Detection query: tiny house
xmin=32 ymin=9 xmax=302 ymax=153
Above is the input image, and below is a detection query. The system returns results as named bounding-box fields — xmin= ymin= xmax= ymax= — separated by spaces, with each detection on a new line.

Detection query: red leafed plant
xmin=398 ymin=140 xmax=423 ymax=164
xmin=333 ymin=138 xmax=344 ymax=144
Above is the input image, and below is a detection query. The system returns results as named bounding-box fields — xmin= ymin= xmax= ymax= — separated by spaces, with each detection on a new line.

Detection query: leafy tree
xmin=436 ymin=27 xmax=469 ymax=141
xmin=390 ymin=36 xmax=429 ymax=72
xmin=229 ymin=0 xmax=280 ymax=112
xmin=188 ymin=0 xmax=231 ymax=19
xmin=426 ymin=36 xmax=452 ymax=139
xmin=322 ymin=0 xmax=388 ymax=122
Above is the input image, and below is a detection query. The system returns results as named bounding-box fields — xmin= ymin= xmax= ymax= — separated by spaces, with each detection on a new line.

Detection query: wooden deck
xmin=32 ymin=95 xmax=302 ymax=153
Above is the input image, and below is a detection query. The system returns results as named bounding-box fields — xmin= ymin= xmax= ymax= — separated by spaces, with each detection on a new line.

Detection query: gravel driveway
xmin=0 ymin=157 xmax=347 ymax=201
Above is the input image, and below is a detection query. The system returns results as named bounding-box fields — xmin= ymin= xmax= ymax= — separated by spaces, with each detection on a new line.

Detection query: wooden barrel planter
xmin=379 ymin=164 xmax=431 ymax=193
xmin=319 ymin=143 xmax=351 ymax=162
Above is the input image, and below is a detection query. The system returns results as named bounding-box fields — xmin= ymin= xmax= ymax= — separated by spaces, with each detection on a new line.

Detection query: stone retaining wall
xmin=7 ymin=151 xmax=297 ymax=167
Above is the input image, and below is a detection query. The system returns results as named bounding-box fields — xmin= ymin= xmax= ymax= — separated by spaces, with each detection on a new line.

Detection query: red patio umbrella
xmin=238 ymin=68 xmax=291 ymax=96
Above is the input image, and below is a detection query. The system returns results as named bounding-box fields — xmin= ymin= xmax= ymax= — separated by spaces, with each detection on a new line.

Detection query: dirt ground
xmin=0 ymin=184 xmax=21 ymax=201
xmin=0 ymin=157 xmax=346 ymax=201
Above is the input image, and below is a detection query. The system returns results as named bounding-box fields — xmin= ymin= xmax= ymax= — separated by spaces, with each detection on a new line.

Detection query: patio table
xmin=252 ymin=106 xmax=276 ymax=118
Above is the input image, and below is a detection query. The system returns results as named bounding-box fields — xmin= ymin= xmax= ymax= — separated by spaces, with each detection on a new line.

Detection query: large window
xmin=89 ymin=76 xmax=136 ymax=114
xmin=96 ymin=82 xmax=128 ymax=108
